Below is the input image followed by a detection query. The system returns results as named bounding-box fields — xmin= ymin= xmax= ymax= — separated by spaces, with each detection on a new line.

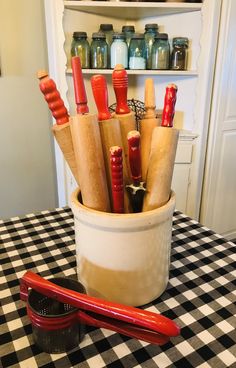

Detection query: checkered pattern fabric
xmin=0 ymin=208 xmax=235 ymax=368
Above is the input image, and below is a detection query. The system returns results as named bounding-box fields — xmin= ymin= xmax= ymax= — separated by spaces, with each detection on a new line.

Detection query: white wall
xmin=0 ymin=0 xmax=57 ymax=219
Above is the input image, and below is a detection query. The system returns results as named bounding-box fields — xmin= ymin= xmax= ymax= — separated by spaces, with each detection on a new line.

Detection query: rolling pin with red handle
xmin=91 ymin=74 xmax=130 ymax=213
xmin=140 ymin=78 xmax=161 ymax=182
xmin=143 ymin=84 xmax=179 ymax=211
xmin=70 ymin=57 xmax=110 ymax=212
xmin=110 ymin=146 xmax=124 ymax=213
xmin=112 ymin=64 xmax=136 ymax=179
xmin=37 ymin=70 xmax=79 ymax=185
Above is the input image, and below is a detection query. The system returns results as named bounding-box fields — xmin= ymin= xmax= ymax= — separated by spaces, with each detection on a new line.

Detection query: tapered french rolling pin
xmin=110 ymin=146 xmax=124 ymax=213
xmin=140 ymin=78 xmax=160 ymax=183
xmin=112 ymin=64 xmax=136 ymax=179
xmin=126 ymin=131 xmax=146 ymax=213
xmin=143 ymin=84 xmax=179 ymax=211
xmin=70 ymin=57 xmax=110 ymax=212
xmin=37 ymin=70 xmax=79 ymax=184
xmin=91 ymin=74 xmax=130 ymax=213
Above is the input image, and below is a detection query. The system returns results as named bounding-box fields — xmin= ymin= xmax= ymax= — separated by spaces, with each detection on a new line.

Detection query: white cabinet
xmin=43 ymin=0 xmax=221 ymax=217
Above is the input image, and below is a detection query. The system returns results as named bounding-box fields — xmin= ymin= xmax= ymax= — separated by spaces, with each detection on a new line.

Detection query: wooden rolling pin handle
xmin=127 ymin=131 xmax=142 ymax=184
xmin=112 ymin=64 xmax=130 ymax=115
xmin=110 ymin=146 xmax=124 ymax=213
xmin=71 ymin=56 xmax=89 ymax=114
xmin=38 ymin=72 xmax=69 ymax=125
xmin=91 ymin=75 xmax=112 ymax=121
xmin=144 ymin=78 xmax=156 ymax=119
xmin=161 ymin=84 xmax=178 ymax=128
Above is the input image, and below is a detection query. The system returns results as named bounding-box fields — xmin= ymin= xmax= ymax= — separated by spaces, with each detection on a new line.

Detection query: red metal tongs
xmin=20 ymin=271 xmax=180 ymax=345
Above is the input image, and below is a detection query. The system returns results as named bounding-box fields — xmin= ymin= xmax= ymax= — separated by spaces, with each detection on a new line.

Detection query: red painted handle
xmin=161 ymin=84 xmax=178 ymax=128
xmin=20 ymin=271 xmax=180 ymax=339
xmin=128 ymin=131 xmax=142 ymax=184
xmin=112 ymin=64 xmax=130 ymax=115
xmin=71 ymin=56 xmax=89 ymax=114
xmin=110 ymin=146 xmax=124 ymax=213
xmin=91 ymin=75 xmax=112 ymax=121
xmin=38 ymin=71 xmax=69 ymax=125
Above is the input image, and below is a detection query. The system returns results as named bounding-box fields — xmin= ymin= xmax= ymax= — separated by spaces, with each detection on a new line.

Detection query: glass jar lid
xmin=145 ymin=23 xmax=159 ymax=31
xmin=173 ymin=37 xmax=189 ymax=47
xmin=92 ymin=32 xmax=106 ymax=39
xmin=112 ymin=32 xmax=125 ymax=40
xmin=154 ymin=33 xmax=168 ymax=40
xmin=122 ymin=25 xmax=135 ymax=32
xmin=99 ymin=24 xmax=113 ymax=31
xmin=131 ymin=33 xmax=145 ymax=39
xmin=73 ymin=32 xmax=87 ymax=39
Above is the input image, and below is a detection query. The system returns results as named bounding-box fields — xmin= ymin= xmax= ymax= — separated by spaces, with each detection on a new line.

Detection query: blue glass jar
xmin=129 ymin=33 xmax=146 ymax=70
xmin=70 ymin=32 xmax=90 ymax=69
xmin=144 ymin=23 xmax=159 ymax=70
xmin=90 ymin=33 xmax=108 ymax=69
xmin=151 ymin=33 xmax=170 ymax=70
xmin=122 ymin=25 xmax=135 ymax=48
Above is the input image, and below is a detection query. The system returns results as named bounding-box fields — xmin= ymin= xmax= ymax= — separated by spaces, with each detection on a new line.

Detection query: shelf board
xmin=66 ymin=68 xmax=198 ymax=76
xmin=64 ymin=1 xmax=202 ymax=19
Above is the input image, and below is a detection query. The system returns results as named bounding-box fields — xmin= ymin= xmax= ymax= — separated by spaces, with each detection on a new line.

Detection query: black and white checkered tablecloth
xmin=0 ymin=208 xmax=235 ymax=368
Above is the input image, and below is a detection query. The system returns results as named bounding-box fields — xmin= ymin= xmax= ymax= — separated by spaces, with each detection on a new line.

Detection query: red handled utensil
xmin=37 ymin=70 xmax=79 ymax=184
xmin=126 ymin=131 xmax=146 ymax=212
xmin=143 ymin=84 xmax=179 ymax=211
xmin=112 ymin=64 xmax=136 ymax=179
xmin=110 ymin=146 xmax=124 ymax=213
xmin=70 ymin=57 xmax=110 ymax=212
xmin=91 ymin=74 xmax=130 ymax=212
xmin=20 ymin=271 xmax=180 ymax=353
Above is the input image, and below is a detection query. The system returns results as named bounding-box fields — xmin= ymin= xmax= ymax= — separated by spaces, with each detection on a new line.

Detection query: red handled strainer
xmin=20 ymin=271 xmax=180 ymax=353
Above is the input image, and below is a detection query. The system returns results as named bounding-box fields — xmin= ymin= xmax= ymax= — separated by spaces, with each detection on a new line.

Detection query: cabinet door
xmin=200 ymin=0 xmax=236 ymax=239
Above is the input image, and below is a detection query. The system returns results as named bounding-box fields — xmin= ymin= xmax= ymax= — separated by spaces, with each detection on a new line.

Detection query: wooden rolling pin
xmin=143 ymin=84 xmax=179 ymax=211
xmin=112 ymin=64 xmax=136 ymax=179
xmin=140 ymin=78 xmax=161 ymax=182
xmin=91 ymin=74 xmax=130 ymax=213
xmin=37 ymin=70 xmax=79 ymax=184
xmin=70 ymin=57 xmax=110 ymax=212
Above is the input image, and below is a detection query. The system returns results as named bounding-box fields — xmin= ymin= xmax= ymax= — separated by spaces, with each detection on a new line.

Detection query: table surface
xmin=0 ymin=207 xmax=235 ymax=368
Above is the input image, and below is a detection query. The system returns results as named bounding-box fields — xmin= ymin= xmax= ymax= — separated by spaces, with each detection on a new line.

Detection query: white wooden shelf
xmin=64 ymin=1 xmax=202 ymax=19
xmin=66 ymin=68 xmax=198 ymax=76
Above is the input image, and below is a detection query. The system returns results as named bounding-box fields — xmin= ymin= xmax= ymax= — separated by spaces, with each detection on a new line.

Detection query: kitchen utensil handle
xmin=37 ymin=70 xmax=69 ymax=125
xmin=112 ymin=64 xmax=130 ymax=115
xmin=91 ymin=74 xmax=112 ymax=121
xmin=144 ymin=78 xmax=156 ymax=119
xmin=78 ymin=310 xmax=169 ymax=345
xmin=71 ymin=56 xmax=89 ymax=114
xmin=20 ymin=271 xmax=180 ymax=338
xmin=127 ymin=130 xmax=142 ymax=184
xmin=161 ymin=84 xmax=178 ymax=128
xmin=110 ymin=146 xmax=124 ymax=213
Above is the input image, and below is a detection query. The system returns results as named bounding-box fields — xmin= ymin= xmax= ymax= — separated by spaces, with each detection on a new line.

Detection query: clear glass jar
xmin=70 ymin=32 xmax=90 ymax=69
xmin=128 ymin=33 xmax=146 ymax=70
xmin=111 ymin=33 xmax=128 ymax=69
xmin=151 ymin=33 xmax=170 ymax=70
xmin=144 ymin=23 xmax=159 ymax=70
xmin=90 ymin=33 xmax=108 ymax=69
xmin=98 ymin=24 xmax=114 ymax=68
xmin=122 ymin=25 xmax=135 ymax=48
xmin=171 ymin=37 xmax=189 ymax=70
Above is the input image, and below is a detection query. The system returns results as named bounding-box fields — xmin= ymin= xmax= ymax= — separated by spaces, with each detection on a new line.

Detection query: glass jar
xmin=128 ymin=33 xmax=146 ymax=70
xmin=151 ymin=33 xmax=170 ymax=70
xmin=90 ymin=33 xmax=108 ymax=69
xmin=111 ymin=33 xmax=128 ymax=69
xmin=98 ymin=24 xmax=114 ymax=48
xmin=122 ymin=25 xmax=135 ymax=48
xmin=144 ymin=23 xmax=159 ymax=70
xmin=171 ymin=37 xmax=189 ymax=70
xmin=70 ymin=32 xmax=90 ymax=69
